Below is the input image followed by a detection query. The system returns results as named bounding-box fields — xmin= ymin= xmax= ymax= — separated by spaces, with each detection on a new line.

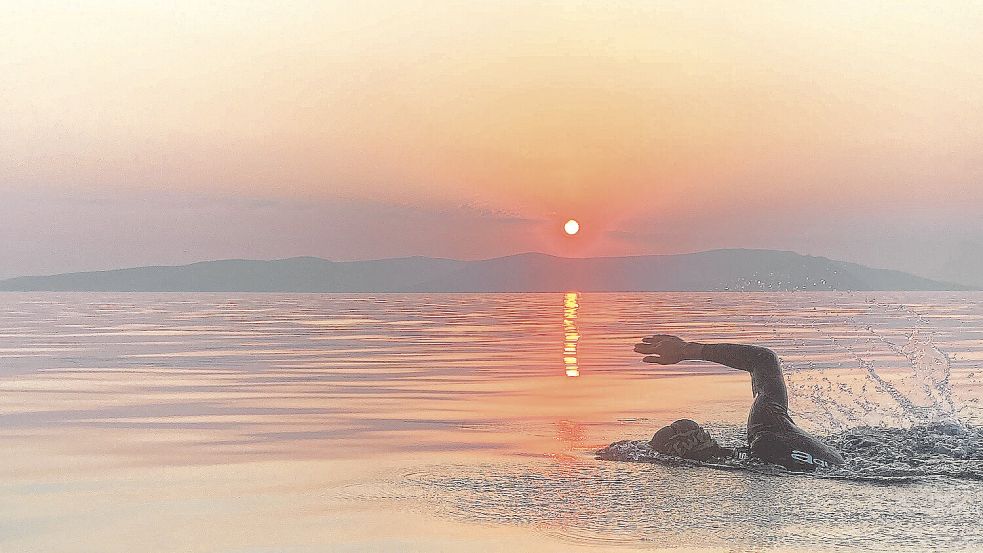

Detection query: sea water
xmin=0 ymin=292 xmax=981 ymax=552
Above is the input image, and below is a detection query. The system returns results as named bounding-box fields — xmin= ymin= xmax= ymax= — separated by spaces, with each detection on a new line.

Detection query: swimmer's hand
xmin=633 ymin=335 xmax=703 ymax=365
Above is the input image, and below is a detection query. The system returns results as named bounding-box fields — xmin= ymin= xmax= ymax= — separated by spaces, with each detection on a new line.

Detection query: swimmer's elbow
xmin=756 ymin=348 xmax=784 ymax=381
xmin=758 ymin=348 xmax=781 ymax=370
xmin=742 ymin=346 xmax=781 ymax=375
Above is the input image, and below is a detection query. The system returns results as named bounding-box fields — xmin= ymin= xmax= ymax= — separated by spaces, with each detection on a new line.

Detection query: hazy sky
xmin=3 ymin=2 xmax=983 ymax=281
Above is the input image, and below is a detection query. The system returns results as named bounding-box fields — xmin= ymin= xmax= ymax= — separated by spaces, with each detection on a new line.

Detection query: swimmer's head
xmin=650 ymin=419 xmax=724 ymax=461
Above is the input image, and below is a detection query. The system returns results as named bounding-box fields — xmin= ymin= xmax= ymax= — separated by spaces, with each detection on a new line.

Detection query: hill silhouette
xmin=0 ymin=249 xmax=970 ymax=292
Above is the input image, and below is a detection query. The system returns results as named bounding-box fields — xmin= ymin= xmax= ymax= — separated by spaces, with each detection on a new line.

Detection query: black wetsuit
xmin=702 ymin=343 xmax=845 ymax=471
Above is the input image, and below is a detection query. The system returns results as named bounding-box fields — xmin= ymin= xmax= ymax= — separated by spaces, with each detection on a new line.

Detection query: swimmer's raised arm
xmin=633 ymin=335 xmax=786 ymax=402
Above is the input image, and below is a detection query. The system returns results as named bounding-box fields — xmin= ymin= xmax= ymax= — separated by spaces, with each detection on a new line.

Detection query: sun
xmin=563 ymin=219 xmax=580 ymax=235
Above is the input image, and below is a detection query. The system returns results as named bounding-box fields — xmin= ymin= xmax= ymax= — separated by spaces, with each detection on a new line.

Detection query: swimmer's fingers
xmin=636 ymin=335 xmax=684 ymax=352
xmin=636 ymin=342 xmax=678 ymax=363
xmin=634 ymin=342 xmax=667 ymax=354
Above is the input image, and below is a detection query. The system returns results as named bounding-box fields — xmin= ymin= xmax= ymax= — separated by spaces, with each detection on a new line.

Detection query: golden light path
xmin=563 ymin=292 xmax=580 ymax=377
xmin=563 ymin=219 xmax=580 ymax=235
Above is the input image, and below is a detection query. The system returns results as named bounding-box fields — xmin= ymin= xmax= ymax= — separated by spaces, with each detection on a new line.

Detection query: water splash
xmin=895 ymin=331 xmax=959 ymax=422
xmin=824 ymin=423 xmax=983 ymax=481
xmin=784 ymin=298 xmax=971 ymax=431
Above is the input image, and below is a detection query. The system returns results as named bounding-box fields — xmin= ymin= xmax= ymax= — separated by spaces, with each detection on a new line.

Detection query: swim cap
xmin=650 ymin=419 xmax=721 ymax=459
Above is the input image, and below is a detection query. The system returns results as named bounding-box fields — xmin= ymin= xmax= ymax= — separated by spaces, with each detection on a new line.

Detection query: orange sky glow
xmin=2 ymin=2 xmax=983 ymax=278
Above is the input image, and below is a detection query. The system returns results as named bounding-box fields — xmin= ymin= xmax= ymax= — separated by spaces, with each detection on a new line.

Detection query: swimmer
xmin=633 ymin=334 xmax=844 ymax=471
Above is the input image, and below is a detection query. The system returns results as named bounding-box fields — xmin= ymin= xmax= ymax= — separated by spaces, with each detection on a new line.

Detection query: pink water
xmin=1 ymin=292 xmax=981 ymax=551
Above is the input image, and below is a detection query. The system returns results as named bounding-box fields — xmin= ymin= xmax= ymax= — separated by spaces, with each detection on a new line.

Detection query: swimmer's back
xmin=748 ymin=391 xmax=844 ymax=470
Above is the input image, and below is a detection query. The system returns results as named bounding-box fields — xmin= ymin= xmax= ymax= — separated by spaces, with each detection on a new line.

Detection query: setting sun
xmin=564 ymin=219 xmax=580 ymax=235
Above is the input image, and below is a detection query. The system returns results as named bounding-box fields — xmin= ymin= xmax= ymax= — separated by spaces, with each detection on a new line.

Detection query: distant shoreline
xmin=0 ymin=249 xmax=972 ymax=293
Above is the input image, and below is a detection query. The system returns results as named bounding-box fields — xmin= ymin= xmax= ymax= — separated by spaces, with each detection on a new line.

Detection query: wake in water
xmin=596 ymin=438 xmax=786 ymax=475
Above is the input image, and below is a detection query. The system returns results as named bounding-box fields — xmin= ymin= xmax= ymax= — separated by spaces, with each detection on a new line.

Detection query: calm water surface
xmin=1 ymin=292 xmax=982 ymax=552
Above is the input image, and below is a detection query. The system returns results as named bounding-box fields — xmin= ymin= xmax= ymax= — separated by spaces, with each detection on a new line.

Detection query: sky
xmin=2 ymin=1 xmax=983 ymax=283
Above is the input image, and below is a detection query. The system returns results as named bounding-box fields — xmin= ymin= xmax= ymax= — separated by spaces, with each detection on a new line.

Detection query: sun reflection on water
xmin=563 ymin=292 xmax=580 ymax=377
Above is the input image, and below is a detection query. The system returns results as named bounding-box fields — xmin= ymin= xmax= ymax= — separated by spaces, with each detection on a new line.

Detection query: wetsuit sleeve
xmin=699 ymin=343 xmax=788 ymax=407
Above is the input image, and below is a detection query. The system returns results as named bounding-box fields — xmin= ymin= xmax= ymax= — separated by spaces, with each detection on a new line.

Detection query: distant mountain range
xmin=0 ymin=249 xmax=972 ymax=292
